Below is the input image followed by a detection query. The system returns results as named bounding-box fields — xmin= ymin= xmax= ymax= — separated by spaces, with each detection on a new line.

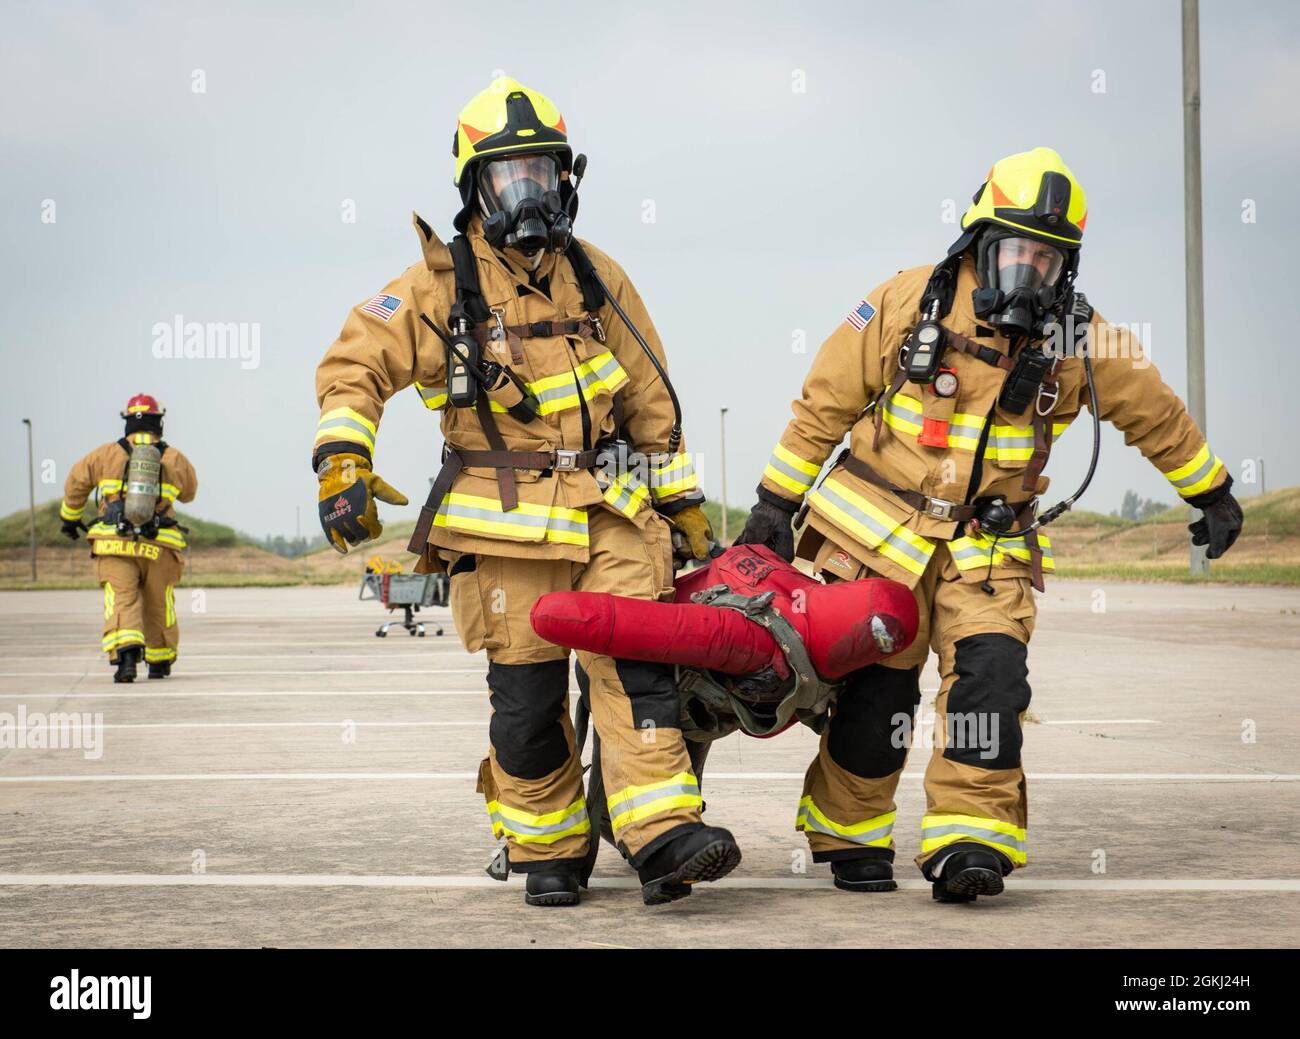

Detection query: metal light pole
xmin=22 ymin=418 xmax=37 ymax=582
xmin=719 ymin=407 xmax=729 ymax=544
xmin=1182 ymin=0 xmax=1209 ymax=576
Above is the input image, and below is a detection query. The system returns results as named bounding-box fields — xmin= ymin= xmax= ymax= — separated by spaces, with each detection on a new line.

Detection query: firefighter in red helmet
xmin=60 ymin=395 xmax=198 ymax=682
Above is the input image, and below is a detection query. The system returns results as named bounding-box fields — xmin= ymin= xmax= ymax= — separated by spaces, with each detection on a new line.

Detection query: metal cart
xmin=358 ymin=570 xmax=449 ymax=637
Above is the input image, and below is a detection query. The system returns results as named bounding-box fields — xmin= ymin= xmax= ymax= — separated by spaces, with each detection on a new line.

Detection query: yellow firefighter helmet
xmin=452 ymin=76 xmax=571 ymax=188
xmin=961 ymin=147 xmax=1088 ymax=248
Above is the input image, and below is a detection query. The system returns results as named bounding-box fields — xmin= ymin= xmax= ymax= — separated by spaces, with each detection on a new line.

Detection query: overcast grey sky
xmin=2 ymin=0 xmax=1297 ymax=538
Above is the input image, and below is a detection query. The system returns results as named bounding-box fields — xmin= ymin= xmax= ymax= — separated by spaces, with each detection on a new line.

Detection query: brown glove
xmin=667 ymin=503 xmax=714 ymax=562
xmin=316 ymin=452 xmax=409 ymax=554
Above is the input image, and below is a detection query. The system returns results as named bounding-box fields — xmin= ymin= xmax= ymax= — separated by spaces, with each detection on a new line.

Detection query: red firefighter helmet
xmin=121 ymin=394 xmax=165 ymax=418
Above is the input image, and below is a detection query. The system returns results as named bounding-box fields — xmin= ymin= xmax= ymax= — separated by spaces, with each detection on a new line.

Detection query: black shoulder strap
xmin=564 ymin=239 xmax=607 ymax=313
xmin=919 ymin=252 xmax=963 ymax=321
xmin=449 ymin=234 xmax=491 ymax=328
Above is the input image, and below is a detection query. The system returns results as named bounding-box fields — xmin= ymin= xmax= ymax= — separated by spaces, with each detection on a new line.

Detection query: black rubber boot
xmin=832 ymin=857 xmax=897 ymax=893
xmin=113 ymin=647 xmax=141 ymax=684
xmin=147 ymin=660 xmax=171 ymax=680
xmin=637 ymin=826 xmax=741 ymax=906
xmin=930 ymin=844 xmax=1008 ymax=903
xmin=524 ymin=868 xmax=581 ymax=908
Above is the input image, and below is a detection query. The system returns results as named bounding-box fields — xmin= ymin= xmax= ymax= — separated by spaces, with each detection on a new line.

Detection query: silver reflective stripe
xmin=951 ymin=543 xmax=990 ymax=563
xmin=605 ymin=478 xmax=647 ymax=514
xmin=317 ymin=415 xmax=374 ymax=440
xmin=989 ymin=429 xmax=1034 ymax=453
xmin=491 ymin=803 xmax=588 ymax=837
xmin=590 ymin=354 xmax=623 ymax=383
xmin=814 ymin=484 xmax=932 ymax=567
xmin=766 ymin=451 xmax=813 ymax=487
xmin=438 ymin=502 xmax=588 ymax=536
xmin=796 ymin=808 xmax=894 ymax=846
xmin=652 ymin=454 xmax=696 ymax=484
xmin=417 ymin=384 xmax=447 ymax=405
xmin=1170 ymin=452 xmax=1218 ymax=489
xmin=948 ymin=419 xmax=985 ymax=440
xmin=531 ymin=379 xmax=584 ymax=407
xmin=607 ymin=780 xmax=700 ymax=821
xmin=883 ymin=395 xmax=921 ymax=426
xmin=530 ymin=356 xmax=624 ymax=407
xmin=922 ymin=822 xmax=1026 ymax=854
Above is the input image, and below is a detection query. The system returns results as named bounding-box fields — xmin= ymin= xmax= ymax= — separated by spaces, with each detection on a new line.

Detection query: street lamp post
xmin=22 ymin=418 xmax=37 ymax=582
xmin=1182 ymin=0 xmax=1209 ymax=576
xmin=719 ymin=407 xmax=729 ymax=545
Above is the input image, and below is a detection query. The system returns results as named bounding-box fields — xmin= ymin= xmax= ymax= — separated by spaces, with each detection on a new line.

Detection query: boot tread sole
xmin=642 ymin=839 xmax=742 ymax=906
xmin=934 ymin=866 xmax=1004 ymax=902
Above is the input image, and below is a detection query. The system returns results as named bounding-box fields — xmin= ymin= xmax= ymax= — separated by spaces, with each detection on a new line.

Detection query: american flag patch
xmin=846 ymin=298 xmax=876 ymax=331
xmin=360 ymin=294 xmax=402 ymax=322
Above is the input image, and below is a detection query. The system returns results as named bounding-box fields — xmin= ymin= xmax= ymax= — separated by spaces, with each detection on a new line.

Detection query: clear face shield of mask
xmin=477 ymin=154 xmax=564 ymax=259
xmin=985 ymin=235 xmax=1066 ymax=295
xmin=974 ymin=234 xmax=1068 ymax=337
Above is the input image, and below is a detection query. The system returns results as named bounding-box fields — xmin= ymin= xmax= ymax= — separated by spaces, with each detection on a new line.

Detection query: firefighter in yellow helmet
xmin=60 ymin=395 xmax=198 ymax=682
xmin=312 ymin=77 xmax=739 ymax=907
xmin=737 ymin=147 xmax=1242 ymax=901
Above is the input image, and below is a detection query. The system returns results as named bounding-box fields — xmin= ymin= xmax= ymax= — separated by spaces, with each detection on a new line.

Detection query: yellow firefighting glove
xmin=316 ymin=452 xmax=408 ymax=554
xmin=667 ymin=503 xmax=714 ymax=563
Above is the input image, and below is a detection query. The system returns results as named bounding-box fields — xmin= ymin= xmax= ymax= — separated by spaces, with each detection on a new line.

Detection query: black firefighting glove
xmin=316 ymin=450 xmax=409 ymax=554
xmin=733 ymin=485 xmax=800 ymax=563
xmin=60 ymin=519 xmax=81 ymax=541
xmin=1187 ymin=476 xmax=1243 ymax=560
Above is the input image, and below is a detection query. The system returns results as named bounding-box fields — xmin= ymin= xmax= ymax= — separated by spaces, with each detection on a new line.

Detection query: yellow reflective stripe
xmin=145 ymin=647 xmax=177 ymax=663
xmin=950 ymin=532 xmax=1055 ymax=572
xmin=160 ymin=483 xmax=181 ymax=502
xmin=1051 ymin=419 xmax=1072 ymax=438
xmin=316 ymin=407 xmax=377 ymax=451
xmin=434 ymin=492 xmax=589 ymax=546
xmin=921 ymin=813 xmax=1027 ymax=866
xmin=487 ymin=797 xmax=590 ymax=845
xmin=414 ymin=382 xmax=448 ymax=410
xmin=1164 ymin=443 xmax=1224 ymax=498
xmin=795 ymin=796 xmax=895 ymax=847
xmin=103 ymin=583 xmax=115 ymax=620
xmin=881 ymin=392 xmax=923 ymax=436
xmin=606 ymin=772 xmax=702 ymax=832
xmin=985 ymin=424 xmax=1036 ymax=462
xmin=524 ymin=351 xmax=628 ymax=416
xmin=946 ymin=412 xmax=987 ymax=451
xmin=102 ymin=629 xmax=144 ymax=652
xmin=649 ymin=452 xmax=698 ymax=498
xmin=60 ymin=501 xmax=84 ymax=521
xmin=86 ymin=523 xmax=116 ymax=537
xmin=764 ymin=443 xmax=821 ymax=494
xmin=97 ymin=478 xmax=123 ymax=495
xmin=154 ymin=529 xmax=187 ymax=548
xmin=809 ymin=477 xmax=934 ymax=576
xmin=165 ymin=585 xmax=176 ymax=628
xmin=602 ymin=471 xmax=650 ymax=518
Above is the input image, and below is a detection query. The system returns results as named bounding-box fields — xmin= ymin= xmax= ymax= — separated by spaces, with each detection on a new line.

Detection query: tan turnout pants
xmin=94 ymin=546 xmax=184 ymax=665
xmin=798 ymin=540 xmax=1035 ymax=877
xmin=447 ymin=505 xmax=705 ymax=872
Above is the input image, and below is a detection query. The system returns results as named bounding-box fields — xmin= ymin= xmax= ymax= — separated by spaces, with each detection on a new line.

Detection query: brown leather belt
xmin=836 ymin=451 xmax=983 ymax=524
xmin=406 ymin=445 xmax=602 ymax=556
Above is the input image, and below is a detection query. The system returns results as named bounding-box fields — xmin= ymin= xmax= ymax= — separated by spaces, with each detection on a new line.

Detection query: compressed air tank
xmin=122 ymin=443 xmax=162 ymax=527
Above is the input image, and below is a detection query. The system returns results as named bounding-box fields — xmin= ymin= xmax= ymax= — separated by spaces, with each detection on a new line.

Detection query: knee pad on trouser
xmin=487 ymin=659 xmax=572 ymax=779
xmin=827 ymin=664 xmax=921 ymax=779
xmin=944 ymin=633 xmax=1030 ymax=770
xmin=614 ymin=658 xmax=681 ymax=731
